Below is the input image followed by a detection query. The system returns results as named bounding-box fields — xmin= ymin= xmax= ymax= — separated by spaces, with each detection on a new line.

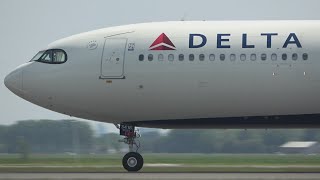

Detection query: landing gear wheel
xmin=122 ymin=152 xmax=144 ymax=172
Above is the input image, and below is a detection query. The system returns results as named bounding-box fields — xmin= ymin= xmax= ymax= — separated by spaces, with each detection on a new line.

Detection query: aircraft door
xmin=100 ymin=38 xmax=127 ymax=78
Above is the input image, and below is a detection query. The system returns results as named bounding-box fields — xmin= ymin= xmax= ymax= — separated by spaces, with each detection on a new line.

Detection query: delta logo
xmin=149 ymin=33 xmax=176 ymax=50
xmin=149 ymin=33 xmax=303 ymax=50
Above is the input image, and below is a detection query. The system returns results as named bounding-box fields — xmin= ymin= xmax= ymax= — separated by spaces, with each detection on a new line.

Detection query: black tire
xmin=122 ymin=152 xmax=144 ymax=172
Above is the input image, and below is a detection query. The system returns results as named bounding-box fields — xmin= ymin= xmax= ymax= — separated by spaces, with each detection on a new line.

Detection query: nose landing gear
xmin=117 ymin=124 xmax=143 ymax=172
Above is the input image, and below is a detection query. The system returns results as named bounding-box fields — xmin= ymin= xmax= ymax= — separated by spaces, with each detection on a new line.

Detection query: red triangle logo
xmin=149 ymin=33 xmax=176 ymax=50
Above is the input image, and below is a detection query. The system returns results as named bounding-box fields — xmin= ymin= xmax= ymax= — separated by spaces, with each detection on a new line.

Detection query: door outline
xmin=100 ymin=38 xmax=128 ymax=79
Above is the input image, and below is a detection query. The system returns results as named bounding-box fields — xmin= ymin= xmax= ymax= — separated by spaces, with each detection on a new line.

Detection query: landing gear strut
xmin=117 ymin=124 xmax=143 ymax=172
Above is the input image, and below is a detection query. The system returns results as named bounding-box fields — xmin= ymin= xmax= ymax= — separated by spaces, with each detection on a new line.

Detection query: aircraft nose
xmin=4 ymin=68 xmax=23 ymax=96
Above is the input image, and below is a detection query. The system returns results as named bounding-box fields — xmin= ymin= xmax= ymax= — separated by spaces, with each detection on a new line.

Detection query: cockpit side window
xmin=52 ymin=50 xmax=66 ymax=63
xmin=34 ymin=49 xmax=67 ymax=64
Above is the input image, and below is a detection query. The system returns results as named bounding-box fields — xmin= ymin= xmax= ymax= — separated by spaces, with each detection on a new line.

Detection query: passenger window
xmin=158 ymin=54 xmax=164 ymax=61
xmin=292 ymin=53 xmax=298 ymax=61
xmin=250 ymin=54 xmax=256 ymax=61
xmin=179 ymin=54 xmax=184 ymax=61
xmin=271 ymin=53 xmax=277 ymax=61
xmin=209 ymin=54 xmax=215 ymax=61
xmin=282 ymin=53 xmax=287 ymax=60
xmin=139 ymin=54 xmax=144 ymax=61
xmin=230 ymin=54 xmax=236 ymax=61
xmin=261 ymin=54 xmax=267 ymax=61
xmin=220 ymin=54 xmax=225 ymax=61
xmin=168 ymin=54 xmax=174 ymax=61
xmin=199 ymin=54 xmax=205 ymax=61
xmin=189 ymin=54 xmax=194 ymax=61
xmin=148 ymin=54 xmax=153 ymax=61
xmin=303 ymin=53 xmax=308 ymax=60
xmin=240 ymin=54 xmax=246 ymax=61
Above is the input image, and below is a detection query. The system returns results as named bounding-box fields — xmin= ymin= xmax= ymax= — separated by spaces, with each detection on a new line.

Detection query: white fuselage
xmin=4 ymin=21 xmax=320 ymax=128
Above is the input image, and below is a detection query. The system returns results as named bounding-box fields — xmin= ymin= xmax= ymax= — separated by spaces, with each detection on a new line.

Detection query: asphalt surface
xmin=0 ymin=173 xmax=320 ymax=180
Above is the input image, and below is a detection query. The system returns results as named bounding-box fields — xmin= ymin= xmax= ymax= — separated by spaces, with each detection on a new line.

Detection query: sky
xmin=0 ymin=0 xmax=319 ymax=132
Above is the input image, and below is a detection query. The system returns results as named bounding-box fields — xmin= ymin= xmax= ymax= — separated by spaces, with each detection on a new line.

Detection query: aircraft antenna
xmin=181 ymin=12 xmax=188 ymax=21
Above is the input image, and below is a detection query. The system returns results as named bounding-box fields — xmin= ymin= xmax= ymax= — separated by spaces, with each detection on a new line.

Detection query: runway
xmin=1 ymin=173 xmax=320 ymax=180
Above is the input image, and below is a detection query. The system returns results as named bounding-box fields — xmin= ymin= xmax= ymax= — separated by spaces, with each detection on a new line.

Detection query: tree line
xmin=0 ymin=120 xmax=319 ymax=154
xmin=0 ymin=120 xmax=93 ymax=154
xmin=140 ymin=129 xmax=320 ymax=153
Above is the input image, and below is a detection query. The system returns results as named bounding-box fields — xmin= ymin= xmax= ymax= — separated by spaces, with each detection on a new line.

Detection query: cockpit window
xmin=30 ymin=51 xmax=45 ymax=61
xmin=41 ymin=51 xmax=53 ymax=62
xmin=33 ymin=49 xmax=67 ymax=64
xmin=53 ymin=50 xmax=66 ymax=63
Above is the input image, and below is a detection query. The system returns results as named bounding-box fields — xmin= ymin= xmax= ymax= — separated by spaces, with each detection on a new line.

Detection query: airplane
xmin=4 ymin=20 xmax=320 ymax=172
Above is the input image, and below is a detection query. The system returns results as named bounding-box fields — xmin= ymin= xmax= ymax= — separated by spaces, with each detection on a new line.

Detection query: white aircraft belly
xmin=85 ymin=61 xmax=320 ymax=124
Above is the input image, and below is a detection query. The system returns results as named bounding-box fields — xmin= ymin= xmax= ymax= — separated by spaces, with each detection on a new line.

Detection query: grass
xmin=0 ymin=153 xmax=319 ymax=172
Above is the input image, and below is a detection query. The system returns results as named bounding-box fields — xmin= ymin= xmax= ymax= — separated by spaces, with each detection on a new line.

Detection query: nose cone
xmin=4 ymin=69 xmax=23 ymax=96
